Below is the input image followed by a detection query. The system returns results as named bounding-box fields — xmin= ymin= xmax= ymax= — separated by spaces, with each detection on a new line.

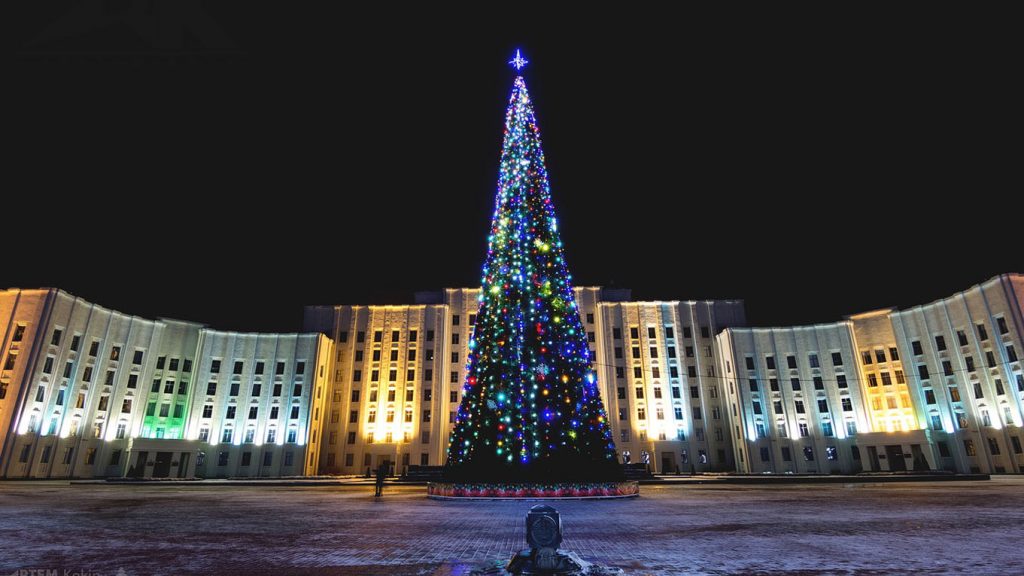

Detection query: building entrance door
xmin=661 ymin=452 xmax=676 ymax=474
xmin=866 ymin=446 xmax=880 ymax=471
xmin=376 ymin=456 xmax=392 ymax=476
xmin=177 ymin=452 xmax=191 ymax=478
xmin=152 ymin=451 xmax=173 ymax=478
xmin=885 ymin=445 xmax=906 ymax=471
xmin=129 ymin=451 xmax=148 ymax=478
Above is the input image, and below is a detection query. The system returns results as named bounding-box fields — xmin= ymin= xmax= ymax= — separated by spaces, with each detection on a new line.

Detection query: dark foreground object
xmin=427 ymin=481 xmax=639 ymax=499
xmin=471 ymin=505 xmax=624 ymax=575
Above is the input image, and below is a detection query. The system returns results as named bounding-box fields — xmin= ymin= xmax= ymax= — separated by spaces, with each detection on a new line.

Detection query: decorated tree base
xmin=426 ymin=481 xmax=639 ymax=499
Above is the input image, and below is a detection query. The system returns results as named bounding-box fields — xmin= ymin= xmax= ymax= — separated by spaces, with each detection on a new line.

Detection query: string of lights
xmin=444 ymin=53 xmax=618 ymax=477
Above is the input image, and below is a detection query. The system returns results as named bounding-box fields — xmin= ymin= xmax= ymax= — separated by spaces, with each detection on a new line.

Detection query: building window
xmin=935 ymin=335 xmax=947 ymax=352
xmin=826 ymin=446 xmax=838 ymax=461
xmin=987 ymin=438 xmax=1000 ymax=455
xmin=791 ymin=378 xmax=801 ymax=391
xmin=977 ymin=323 xmax=988 ymax=341
xmin=948 ymin=386 xmax=961 ymax=403
xmin=917 ymin=365 xmax=929 ymax=380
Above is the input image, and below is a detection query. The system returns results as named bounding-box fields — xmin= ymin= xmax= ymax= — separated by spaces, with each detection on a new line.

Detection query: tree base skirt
xmin=426 ymin=481 xmax=639 ymax=499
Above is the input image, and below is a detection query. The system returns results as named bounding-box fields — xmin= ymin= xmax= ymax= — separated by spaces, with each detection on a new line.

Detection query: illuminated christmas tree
xmin=444 ymin=50 xmax=619 ymax=482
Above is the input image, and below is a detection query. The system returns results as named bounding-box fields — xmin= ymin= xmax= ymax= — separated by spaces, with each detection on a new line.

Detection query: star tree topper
xmin=508 ymin=48 xmax=529 ymax=71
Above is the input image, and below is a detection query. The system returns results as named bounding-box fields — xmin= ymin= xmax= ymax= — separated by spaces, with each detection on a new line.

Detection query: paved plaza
xmin=1 ymin=477 xmax=1021 ymax=575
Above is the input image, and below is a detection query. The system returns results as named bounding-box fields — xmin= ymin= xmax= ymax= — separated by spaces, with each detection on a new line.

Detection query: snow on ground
xmin=0 ymin=477 xmax=1021 ymax=575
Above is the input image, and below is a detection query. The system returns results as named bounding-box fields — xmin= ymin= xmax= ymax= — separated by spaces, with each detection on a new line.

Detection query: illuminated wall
xmin=184 ymin=330 xmax=331 ymax=478
xmin=0 ymin=289 xmax=330 ymax=479
xmin=719 ymin=274 xmax=1024 ymax=475
xmin=304 ymin=288 xmax=746 ymax=475
xmin=717 ymin=322 xmax=870 ymax=474
xmin=889 ymin=274 xmax=1023 ymax=474
xmin=3 ymin=274 xmax=1020 ymax=478
xmin=0 ymin=289 xmax=54 ymax=473
xmin=848 ymin=310 xmax=918 ymax=433
xmin=304 ymin=299 xmax=450 ymax=474
xmin=594 ymin=299 xmax=746 ymax=473
xmin=0 ymin=290 xmax=191 ymax=479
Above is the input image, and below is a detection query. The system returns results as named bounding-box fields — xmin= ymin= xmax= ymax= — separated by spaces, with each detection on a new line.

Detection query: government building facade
xmin=1 ymin=274 xmax=1021 ymax=478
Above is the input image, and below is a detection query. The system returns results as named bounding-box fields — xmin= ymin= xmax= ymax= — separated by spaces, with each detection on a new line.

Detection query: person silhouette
xmin=374 ymin=463 xmax=386 ymax=497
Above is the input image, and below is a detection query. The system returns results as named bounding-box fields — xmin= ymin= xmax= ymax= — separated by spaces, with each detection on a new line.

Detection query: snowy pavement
xmin=1 ymin=477 xmax=1021 ymax=575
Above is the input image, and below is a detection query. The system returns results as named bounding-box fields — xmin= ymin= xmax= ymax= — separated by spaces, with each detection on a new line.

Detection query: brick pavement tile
xmin=0 ymin=480 xmax=1022 ymax=575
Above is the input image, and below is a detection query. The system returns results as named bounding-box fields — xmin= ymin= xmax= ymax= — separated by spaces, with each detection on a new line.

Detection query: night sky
xmin=11 ymin=5 xmax=1019 ymax=333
